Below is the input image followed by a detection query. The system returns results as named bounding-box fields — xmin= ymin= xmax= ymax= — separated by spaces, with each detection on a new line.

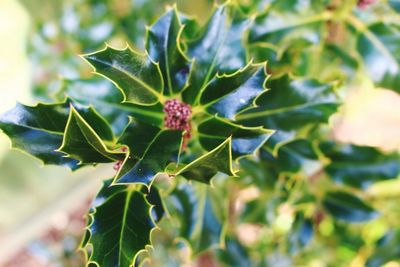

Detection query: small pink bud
xmin=163 ymin=99 xmax=192 ymax=148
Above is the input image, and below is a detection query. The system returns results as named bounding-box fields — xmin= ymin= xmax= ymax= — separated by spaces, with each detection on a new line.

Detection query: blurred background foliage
xmin=0 ymin=0 xmax=399 ymax=266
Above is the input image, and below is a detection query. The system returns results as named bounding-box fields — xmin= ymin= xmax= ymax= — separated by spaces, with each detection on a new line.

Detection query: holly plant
xmin=1 ymin=0 xmax=400 ymax=266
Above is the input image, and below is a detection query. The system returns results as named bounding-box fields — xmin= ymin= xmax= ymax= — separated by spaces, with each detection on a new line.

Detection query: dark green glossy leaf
xmin=320 ymin=142 xmax=400 ymax=188
xmin=147 ymin=7 xmax=190 ymax=95
xmin=237 ymin=74 xmax=339 ymax=144
xmin=357 ymin=23 xmax=400 ymax=92
xmin=366 ymin=230 xmax=400 ymax=267
xmin=82 ymin=45 xmax=164 ymax=105
xmin=60 ymin=79 xmax=164 ymax=135
xmin=169 ymin=137 xmax=236 ymax=184
xmin=114 ymin=126 xmax=183 ymax=187
xmin=82 ymin=183 xmax=158 ymax=267
xmin=166 ymin=182 xmax=224 ymax=254
xmin=198 ymin=116 xmax=274 ymax=159
xmin=275 ymin=139 xmax=319 ymax=173
xmin=323 ymin=191 xmax=379 ymax=223
xmin=217 ymin=237 xmax=251 ymax=267
xmin=200 ymin=63 xmax=269 ymax=119
xmin=182 ymin=4 xmax=251 ymax=104
xmin=0 ymin=101 xmax=78 ymax=169
xmin=288 ymin=214 xmax=313 ymax=253
xmin=59 ymin=106 xmax=125 ymax=164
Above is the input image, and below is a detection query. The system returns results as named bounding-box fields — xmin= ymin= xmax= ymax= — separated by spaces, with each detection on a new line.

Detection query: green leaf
xmin=146 ymin=7 xmax=190 ymax=95
xmin=356 ymin=22 xmax=400 ymax=92
xmin=237 ymin=74 xmax=339 ymax=144
xmin=320 ymin=142 xmax=400 ymax=188
xmin=198 ymin=116 xmax=274 ymax=159
xmin=249 ymin=0 xmax=329 ymax=46
xmin=114 ymin=120 xmax=183 ymax=186
xmin=82 ymin=45 xmax=164 ymax=105
xmin=182 ymin=4 xmax=252 ymax=104
xmin=165 ymin=181 xmax=225 ymax=254
xmin=200 ymin=62 xmax=269 ymax=120
xmin=168 ymin=137 xmax=236 ymax=184
xmin=82 ymin=182 xmax=159 ymax=267
xmin=216 ymin=237 xmax=251 ymax=267
xmin=59 ymin=79 xmax=164 ymax=135
xmin=0 ymin=101 xmax=78 ymax=169
xmin=275 ymin=139 xmax=319 ymax=173
xmin=59 ymin=106 xmax=125 ymax=164
xmin=323 ymin=191 xmax=379 ymax=223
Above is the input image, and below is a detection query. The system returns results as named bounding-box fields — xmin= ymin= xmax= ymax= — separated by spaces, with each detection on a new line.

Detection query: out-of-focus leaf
xmin=323 ymin=191 xmax=379 ymax=223
xmin=366 ymin=230 xmax=400 ymax=267
xmin=356 ymin=22 xmax=400 ymax=92
xmin=82 ymin=45 xmax=164 ymax=105
xmin=320 ymin=142 xmax=400 ymax=188
xmin=198 ymin=116 xmax=274 ymax=159
xmin=217 ymin=237 xmax=251 ymax=267
xmin=237 ymin=74 xmax=339 ymax=145
xmin=165 ymin=182 xmax=224 ymax=255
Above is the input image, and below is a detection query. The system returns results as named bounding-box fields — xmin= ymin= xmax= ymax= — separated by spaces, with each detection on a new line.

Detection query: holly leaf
xmin=199 ymin=62 xmax=269 ymax=120
xmin=249 ymin=0 xmax=329 ymax=46
xmin=274 ymin=139 xmax=319 ymax=173
xmin=237 ymin=74 xmax=340 ymax=145
xmin=59 ymin=106 xmax=125 ymax=164
xmin=198 ymin=116 xmax=274 ymax=159
xmin=146 ymin=6 xmax=190 ymax=95
xmin=82 ymin=45 xmax=164 ymax=105
xmin=81 ymin=181 xmax=161 ymax=267
xmin=114 ymin=120 xmax=183 ymax=187
xmin=320 ymin=142 xmax=400 ymax=188
xmin=216 ymin=237 xmax=251 ymax=267
xmin=182 ymin=4 xmax=252 ymax=104
xmin=0 ymin=101 xmax=78 ymax=169
xmin=356 ymin=22 xmax=400 ymax=92
xmin=165 ymin=181 xmax=225 ymax=255
xmin=168 ymin=137 xmax=236 ymax=184
xmin=59 ymin=78 xmax=164 ymax=135
xmin=323 ymin=191 xmax=379 ymax=223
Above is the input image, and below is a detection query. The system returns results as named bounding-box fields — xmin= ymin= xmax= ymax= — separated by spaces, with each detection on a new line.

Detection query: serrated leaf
xmin=323 ymin=191 xmax=379 ymax=223
xmin=59 ymin=106 xmax=125 ymax=163
xmin=0 ymin=102 xmax=78 ymax=169
xmin=320 ymin=142 xmax=400 ymax=188
xmin=83 ymin=184 xmax=159 ymax=267
xmin=60 ymin=79 xmax=164 ymax=135
xmin=147 ymin=7 xmax=190 ymax=95
xmin=82 ymin=45 xmax=164 ymax=105
xmin=166 ymin=182 xmax=225 ymax=254
xmin=114 ymin=121 xmax=183 ymax=186
xmin=168 ymin=137 xmax=236 ymax=184
xmin=182 ymin=4 xmax=251 ymax=104
xmin=200 ymin=62 xmax=269 ymax=120
xmin=237 ymin=74 xmax=339 ymax=145
xmin=356 ymin=22 xmax=400 ymax=92
xmin=198 ymin=116 xmax=274 ymax=159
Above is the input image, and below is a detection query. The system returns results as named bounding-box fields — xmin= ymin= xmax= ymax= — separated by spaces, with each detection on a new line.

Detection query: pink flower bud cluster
xmin=163 ymin=99 xmax=192 ymax=147
xmin=113 ymin=147 xmax=127 ymax=171
xmin=357 ymin=0 xmax=376 ymax=8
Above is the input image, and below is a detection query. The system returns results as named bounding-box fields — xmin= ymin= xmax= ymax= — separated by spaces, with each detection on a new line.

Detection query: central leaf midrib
xmin=236 ymin=101 xmax=338 ymax=120
xmin=92 ymin=56 xmax=163 ymax=100
xmin=119 ymin=190 xmax=133 ymax=266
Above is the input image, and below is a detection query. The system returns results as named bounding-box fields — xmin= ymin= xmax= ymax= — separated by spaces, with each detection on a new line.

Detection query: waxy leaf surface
xmin=83 ymin=46 xmax=164 ymax=105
